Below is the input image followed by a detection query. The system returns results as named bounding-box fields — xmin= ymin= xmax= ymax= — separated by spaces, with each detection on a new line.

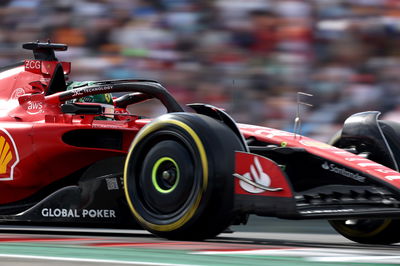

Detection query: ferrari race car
xmin=0 ymin=42 xmax=399 ymax=245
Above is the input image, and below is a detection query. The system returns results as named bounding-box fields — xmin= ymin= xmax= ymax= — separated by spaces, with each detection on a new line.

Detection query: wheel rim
xmin=139 ymin=139 xmax=196 ymax=216
xmin=126 ymin=131 xmax=205 ymax=229
xmin=151 ymin=157 xmax=180 ymax=194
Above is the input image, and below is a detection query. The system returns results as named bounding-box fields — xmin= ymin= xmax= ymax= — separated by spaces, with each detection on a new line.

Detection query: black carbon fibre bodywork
xmin=0 ymin=157 xmax=140 ymax=229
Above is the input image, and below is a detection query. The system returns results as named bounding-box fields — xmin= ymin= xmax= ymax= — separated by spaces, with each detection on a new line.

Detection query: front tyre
xmin=124 ymin=113 xmax=245 ymax=240
xmin=329 ymin=219 xmax=400 ymax=244
xmin=329 ymin=129 xmax=400 ymax=244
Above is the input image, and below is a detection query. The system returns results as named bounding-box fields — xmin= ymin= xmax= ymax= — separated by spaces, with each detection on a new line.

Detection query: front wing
xmin=233 ymin=150 xmax=400 ymax=220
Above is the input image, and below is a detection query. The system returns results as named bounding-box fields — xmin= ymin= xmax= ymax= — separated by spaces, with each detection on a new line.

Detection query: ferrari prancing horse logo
xmin=0 ymin=129 xmax=19 ymax=181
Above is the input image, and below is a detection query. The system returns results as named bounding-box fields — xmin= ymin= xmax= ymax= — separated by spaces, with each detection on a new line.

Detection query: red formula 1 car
xmin=0 ymin=42 xmax=400 ymax=245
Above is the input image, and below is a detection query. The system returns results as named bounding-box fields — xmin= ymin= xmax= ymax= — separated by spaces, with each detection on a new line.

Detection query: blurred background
xmin=1 ymin=0 xmax=400 ymax=141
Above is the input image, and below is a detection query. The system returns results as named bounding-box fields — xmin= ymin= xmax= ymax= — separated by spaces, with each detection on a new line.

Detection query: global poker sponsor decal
xmin=41 ymin=208 xmax=116 ymax=218
xmin=321 ymin=162 xmax=366 ymax=182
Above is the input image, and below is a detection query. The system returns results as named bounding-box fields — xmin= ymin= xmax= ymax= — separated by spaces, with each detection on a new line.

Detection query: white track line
xmin=309 ymin=255 xmax=400 ymax=263
xmin=0 ymin=253 xmax=197 ymax=266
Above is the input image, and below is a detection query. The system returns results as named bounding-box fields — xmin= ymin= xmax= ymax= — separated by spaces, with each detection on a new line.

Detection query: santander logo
xmin=239 ymin=157 xmax=271 ymax=193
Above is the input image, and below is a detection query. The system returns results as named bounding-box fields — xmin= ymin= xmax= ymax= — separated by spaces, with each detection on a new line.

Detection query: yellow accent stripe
xmin=124 ymin=118 xmax=208 ymax=232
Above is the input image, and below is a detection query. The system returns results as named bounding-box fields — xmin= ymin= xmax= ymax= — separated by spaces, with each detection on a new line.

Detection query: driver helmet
xmin=67 ymin=81 xmax=114 ymax=120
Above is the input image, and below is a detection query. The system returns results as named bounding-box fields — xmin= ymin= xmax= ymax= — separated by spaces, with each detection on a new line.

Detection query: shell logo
xmin=0 ymin=129 xmax=19 ymax=181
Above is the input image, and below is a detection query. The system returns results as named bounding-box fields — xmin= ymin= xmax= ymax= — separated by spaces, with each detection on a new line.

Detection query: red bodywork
xmin=236 ymin=123 xmax=400 ymax=197
xmin=2 ymin=47 xmax=400 ymax=225
xmin=0 ymin=60 xmax=144 ymax=204
xmin=2 ymin=60 xmax=399 ymax=206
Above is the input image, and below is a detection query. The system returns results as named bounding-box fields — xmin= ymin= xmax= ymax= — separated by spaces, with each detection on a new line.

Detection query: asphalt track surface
xmin=0 ymin=217 xmax=398 ymax=266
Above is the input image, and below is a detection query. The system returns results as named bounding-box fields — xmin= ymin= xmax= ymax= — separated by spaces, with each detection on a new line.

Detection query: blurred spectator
xmin=1 ymin=0 xmax=400 ymax=140
xmin=232 ymin=10 xmax=278 ymax=55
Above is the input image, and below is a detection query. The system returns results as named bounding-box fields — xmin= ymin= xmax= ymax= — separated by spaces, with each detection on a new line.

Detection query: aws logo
xmin=0 ymin=129 xmax=19 ymax=181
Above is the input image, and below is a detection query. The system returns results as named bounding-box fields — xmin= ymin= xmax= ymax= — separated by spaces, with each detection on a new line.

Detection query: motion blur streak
xmin=2 ymin=1 xmax=400 ymax=140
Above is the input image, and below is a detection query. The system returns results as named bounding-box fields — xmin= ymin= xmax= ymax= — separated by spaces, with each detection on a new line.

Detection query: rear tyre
xmin=124 ymin=113 xmax=245 ymax=240
xmin=329 ymin=129 xmax=400 ymax=244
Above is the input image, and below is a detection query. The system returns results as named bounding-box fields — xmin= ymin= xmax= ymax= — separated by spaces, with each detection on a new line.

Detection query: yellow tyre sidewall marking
xmin=333 ymin=219 xmax=392 ymax=238
xmin=124 ymin=118 xmax=208 ymax=232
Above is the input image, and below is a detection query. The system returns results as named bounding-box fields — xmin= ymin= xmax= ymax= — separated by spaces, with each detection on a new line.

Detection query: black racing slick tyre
xmin=124 ymin=113 xmax=245 ymax=240
xmin=329 ymin=219 xmax=400 ymax=244
xmin=328 ymin=129 xmax=400 ymax=244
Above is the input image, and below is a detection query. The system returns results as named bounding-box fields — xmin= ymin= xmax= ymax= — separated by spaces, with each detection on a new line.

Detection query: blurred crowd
xmin=1 ymin=0 xmax=400 ymax=140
